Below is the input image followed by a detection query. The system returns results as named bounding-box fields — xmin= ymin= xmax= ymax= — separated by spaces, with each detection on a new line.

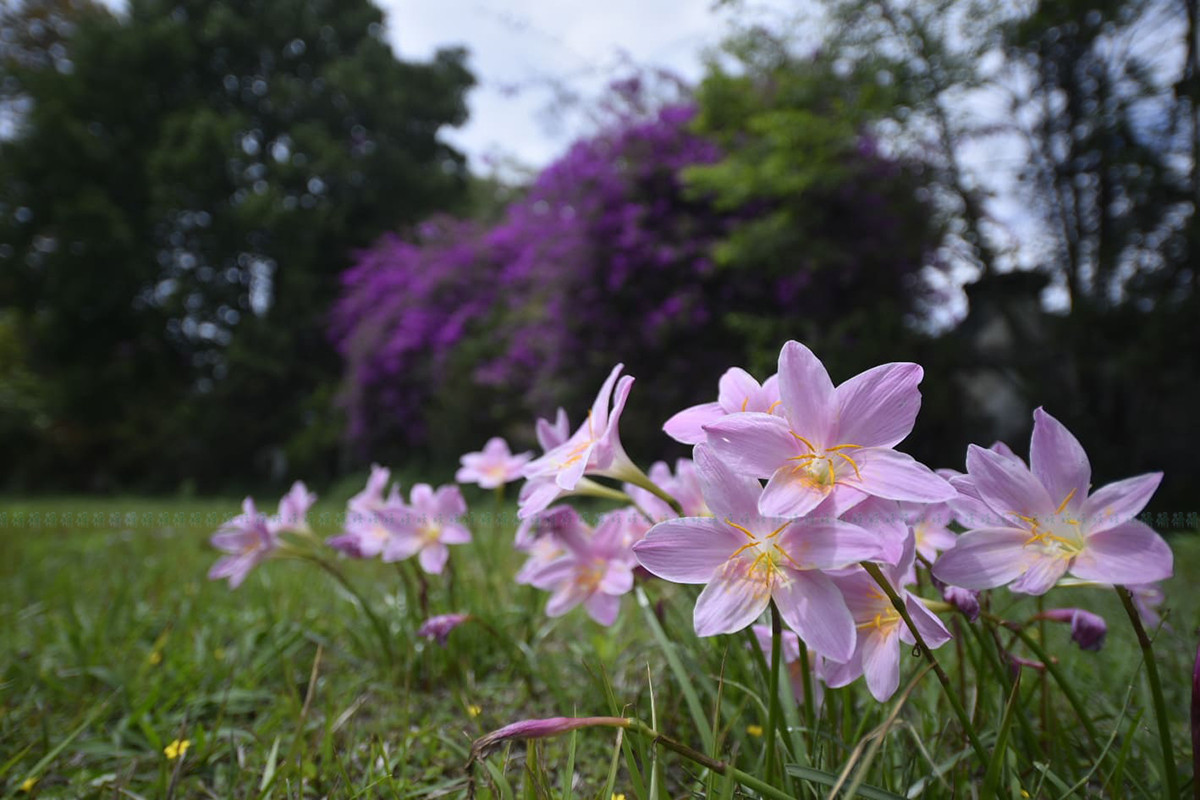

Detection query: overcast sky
xmin=374 ymin=1 xmax=794 ymax=172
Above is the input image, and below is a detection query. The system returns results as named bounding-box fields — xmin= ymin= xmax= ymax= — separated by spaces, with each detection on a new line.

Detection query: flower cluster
xmin=500 ymin=339 xmax=1172 ymax=701
xmin=326 ymin=466 xmax=473 ymax=575
xmin=207 ymin=337 xmax=1173 ymax=709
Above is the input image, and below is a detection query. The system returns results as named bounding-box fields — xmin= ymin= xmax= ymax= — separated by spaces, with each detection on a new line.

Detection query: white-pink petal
xmin=901 ymin=594 xmax=952 ymax=649
xmin=965 ymin=444 xmax=1055 ymax=521
xmin=1008 ymin=555 xmax=1069 ymax=595
xmin=693 ymin=559 xmax=773 ymax=637
xmin=777 ymin=340 xmax=836 ymax=445
xmin=693 ymin=443 xmax=763 ymax=520
xmin=773 ymin=569 xmax=856 ymax=662
xmin=779 ymin=520 xmax=887 ymax=570
xmin=861 ymin=628 xmax=902 ymax=702
xmin=834 ymin=362 xmax=923 ymax=449
xmin=1082 ymin=473 xmax=1162 ymax=534
xmin=854 ymin=448 xmax=956 ymax=503
xmin=759 ymin=468 xmax=830 ymax=518
xmin=663 ymin=402 xmax=723 ymax=444
xmin=931 ymin=528 xmax=1034 ymax=590
xmin=418 ymin=542 xmax=450 ymax=574
xmin=633 ymin=518 xmax=744 ymax=583
xmin=1029 ymin=408 xmax=1091 ymax=512
xmin=1072 ymin=520 xmax=1174 ymax=585
xmin=703 ymin=412 xmax=798 ymax=479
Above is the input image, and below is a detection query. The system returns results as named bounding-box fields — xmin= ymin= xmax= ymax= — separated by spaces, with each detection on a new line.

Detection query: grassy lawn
xmin=1 ymin=494 xmax=1198 ymax=798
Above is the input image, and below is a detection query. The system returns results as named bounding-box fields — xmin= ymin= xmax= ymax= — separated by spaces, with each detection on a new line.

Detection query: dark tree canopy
xmin=0 ymin=0 xmax=474 ymax=490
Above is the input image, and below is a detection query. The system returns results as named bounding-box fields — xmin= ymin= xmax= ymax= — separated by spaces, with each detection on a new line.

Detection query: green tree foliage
xmin=685 ymin=31 xmax=945 ymax=378
xmin=0 ymin=0 xmax=473 ymax=490
xmin=749 ymin=0 xmax=1200 ymax=506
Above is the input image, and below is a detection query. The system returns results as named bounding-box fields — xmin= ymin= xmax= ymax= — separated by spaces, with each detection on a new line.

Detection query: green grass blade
xmin=982 ymin=671 xmax=1022 ymax=798
xmin=560 ymin=729 xmax=577 ymax=800
xmin=634 ymin=586 xmax=715 ymax=755
xmin=601 ymin=728 xmax=624 ymax=800
xmin=257 ymin=735 xmax=281 ymax=795
xmin=784 ymin=764 xmax=905 ymax=799
xmin=4 ymin=693 xmax=113 ymax=800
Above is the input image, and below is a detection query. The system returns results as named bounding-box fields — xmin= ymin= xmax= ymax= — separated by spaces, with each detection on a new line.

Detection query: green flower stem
xmin=765 ymin=601 xmax=783 ymax=785
xmin=306 ymin=555 xmax=394 ymax=664
xmin=621 ymin=720 xmax=795 ymax=800
xmin=798 ymin=638 xmax=818 ymax=760
xmin=612 ymin=467 xmax=684 ymax=516
xmin=860 ymin=561 xmax=988 ymax=767
xmin=575 ymin=477 xmax=637 ymax=505
xmin=1117 ymin=585 xmax=1179 ymax=798
xmin=491 ymin=485 xmax=504 ymax=561
xmin=984 ymin=612 xmax=1101 ymax=747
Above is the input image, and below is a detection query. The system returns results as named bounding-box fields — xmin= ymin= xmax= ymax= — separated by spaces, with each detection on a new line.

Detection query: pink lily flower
xmin=517 ymin=509 xmax=637 ymax=626
xmin=827 ymin=535 xmax=952 ymax=701
xmin=348 ymin=464 xmax=398 ymax=514
xmin=632 ymin=445 xmax=889 ymax=661
xmin=536 ymin=408 xmax=571 ymax=450
xmin=664 ymin=367 xmax=780 ymax=445
xmin=901 ymin=498 xmax=958 ymax=563
xmin=329 ymin=468 xmax=407 ymax=558
xmin=519 ymin=365 xmax=637 ymax=518
xmin=704 ymin=341 xmax=955 ymax=518
xmin=623 ymin=458 xmax=708 ymax=523
xmin=277 ymin=480 xmax=317 ymax=533
xmin=386 ymin=484 xmax=473 ymax=574
xmin=1130 ymin=582 xmax=1167 ymax=629
xmin=456 ymin=437 xmax=533 ymax=489
xmin=326 ymin=506 xmax=400 ymax=559
xmin=662 ymin=458 xmax=709 ymax=517
xmin=932 ymin=408 xmax=1173 ymax=595
xmin=518 ymin=402 xmax=637 ymax=520
xmin=208 ymin=497 xmax=278 ymax=588
xmin=209 ymin=483 xmax=317 ymax=587
xmin=836 ymin=495 xmax=910 ymax=568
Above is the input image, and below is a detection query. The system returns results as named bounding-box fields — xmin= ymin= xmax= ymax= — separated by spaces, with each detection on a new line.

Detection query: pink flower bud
xmin=416 ymin=613 xmax=470 ymax=646
xmin=941 ymin=585 xmax=981 ymax=622
xmin=1036 ymin=608 xmax=1107 ymax=652
xmin=469 ymin=716 xmax=629 ymax=763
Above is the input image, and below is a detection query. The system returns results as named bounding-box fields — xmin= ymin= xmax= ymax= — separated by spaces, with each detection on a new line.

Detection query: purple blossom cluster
xmin=329 ymin=94 xmax=933 ymax=456
xmin=330 ymin=103 xmax=726 ymax=449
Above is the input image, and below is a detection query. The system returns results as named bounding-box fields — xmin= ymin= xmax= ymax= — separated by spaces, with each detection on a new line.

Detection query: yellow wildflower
xmin=19 ymin=776 xmax=37 ymax=792
xmin=467 ymin=704 xmax=482 ymax=718
xmin=746 ymin=724 xmax=764 ymax=737
xmin=164 ymin=739 xmax=190 ymax=760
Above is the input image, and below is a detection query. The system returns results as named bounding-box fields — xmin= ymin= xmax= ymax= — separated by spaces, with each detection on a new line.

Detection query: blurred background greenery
xmin=2 ymin=0 xmax=1198 ymax=515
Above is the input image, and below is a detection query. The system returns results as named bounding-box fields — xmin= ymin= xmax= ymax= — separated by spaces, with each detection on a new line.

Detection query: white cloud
xmin=379 ymin=0 xmax=789 ymax=171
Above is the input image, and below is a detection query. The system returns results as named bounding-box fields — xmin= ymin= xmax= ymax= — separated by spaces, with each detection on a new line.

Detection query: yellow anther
xmin=728 ymin=541 xmax=759 ymax=560
xmin=829 ymin=449 xmax=863 ymax=481
xmin=725 ymin=519 xmax=757 ymax=540
xmin=790 ymin=432 xmax=817 ymax=452
xmin=766 ymin=521 xmax=791 ymax=539
xmin=773 ymin=542 xmax=803 ymax=569
xmin=1055 ymin=489 xmax=1077 ymax=515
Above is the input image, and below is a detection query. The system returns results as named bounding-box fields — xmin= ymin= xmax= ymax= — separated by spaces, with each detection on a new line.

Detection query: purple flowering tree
xmin=331 ymin=80 xmax=939 ymax=461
